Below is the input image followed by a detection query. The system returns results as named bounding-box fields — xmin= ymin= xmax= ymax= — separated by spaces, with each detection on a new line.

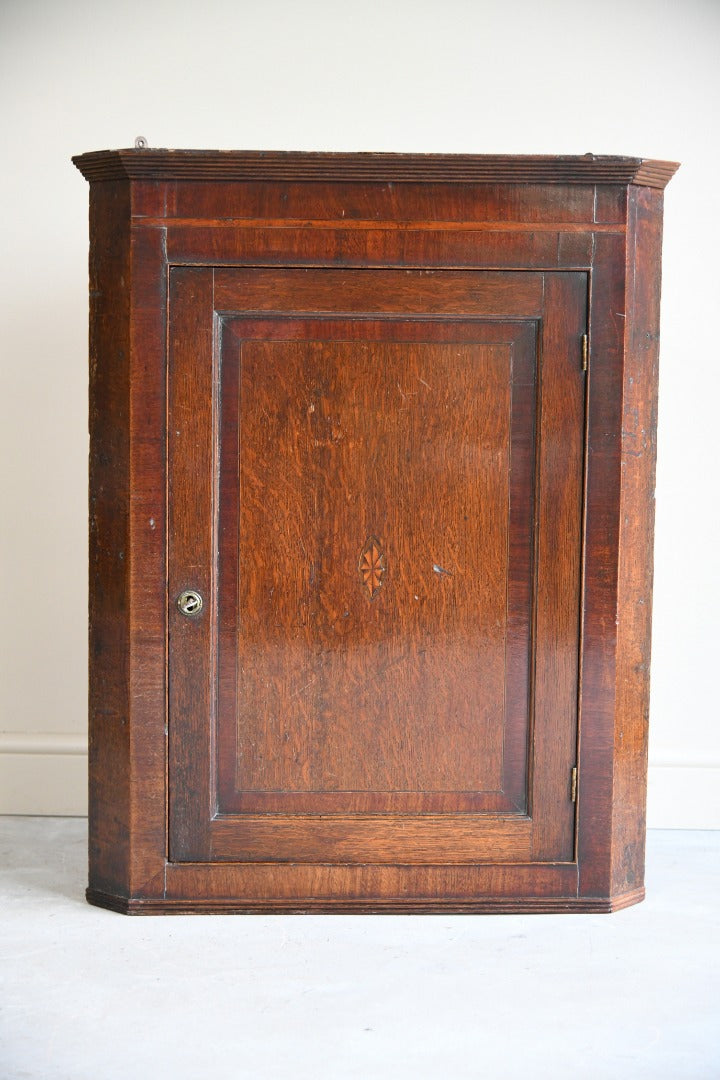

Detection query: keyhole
xmin=177 ymin=589 xmax=203 ymax=616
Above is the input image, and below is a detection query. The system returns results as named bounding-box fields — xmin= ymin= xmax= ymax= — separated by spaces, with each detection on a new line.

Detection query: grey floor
xmin=0 ymin=819 xmax=718 ymax=1080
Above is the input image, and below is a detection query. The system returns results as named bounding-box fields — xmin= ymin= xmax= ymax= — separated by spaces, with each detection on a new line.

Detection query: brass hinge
xmin=570 ymin=766 xmax=578 ymax=803
xmin=581 ymin=334 xmax=588 ymax=372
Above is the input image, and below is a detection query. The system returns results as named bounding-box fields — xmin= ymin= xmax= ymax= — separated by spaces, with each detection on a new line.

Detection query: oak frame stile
xmin=73 ymin=149 xmax=678 ymax=914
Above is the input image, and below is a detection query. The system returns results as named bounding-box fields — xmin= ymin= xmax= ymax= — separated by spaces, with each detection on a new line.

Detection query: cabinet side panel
xmin=88 ymin=181 xmax=132 ymax=896
xmin=611 ymin=187 xmax=664 ymax=895
xmin=127 ymin=224 xmax=170 ymax=895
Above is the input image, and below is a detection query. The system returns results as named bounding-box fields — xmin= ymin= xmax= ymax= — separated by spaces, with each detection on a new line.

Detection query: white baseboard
xmin=1 ymin=735 xmax=718 ymax=827
xmin=0 ymin=734 xmax=88 ymax=816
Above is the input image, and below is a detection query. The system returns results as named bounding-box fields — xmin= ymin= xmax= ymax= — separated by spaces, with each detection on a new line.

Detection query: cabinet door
xmin=168 ymin=268 xmax=586 ymax=866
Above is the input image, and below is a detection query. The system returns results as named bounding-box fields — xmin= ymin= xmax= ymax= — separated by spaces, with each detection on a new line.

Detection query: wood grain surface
xmin=73 ymin=149 xmax=679 ymax=189
xmin=216 ymin=317 xmax=536 ymax=817
xmin=167 ymin=268 xmax=585 ymax=866
xmin=76 ymin=149 xmax=675 ymax=912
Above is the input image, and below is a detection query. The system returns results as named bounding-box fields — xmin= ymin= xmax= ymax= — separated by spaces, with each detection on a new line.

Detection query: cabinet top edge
xmin=72 ymin=149 xmax=680 ymax=189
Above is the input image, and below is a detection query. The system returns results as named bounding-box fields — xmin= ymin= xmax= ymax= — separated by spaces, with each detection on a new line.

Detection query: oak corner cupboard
xmin=73 ymin=147 xmax=678 ymax=914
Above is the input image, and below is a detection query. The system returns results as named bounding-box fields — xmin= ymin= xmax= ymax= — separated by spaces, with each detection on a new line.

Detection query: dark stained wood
xmin=87 ymin=888 xmax=644 ymax=915
xmin=530 ymin=272 xmax=586 ymax=860
xmin=221 ymin=327 xmax=518 ymax=824
xmin=168 ymin=270 xmax=584 ymax=867
xmin=166 ymin=223 xmax=591 ymax=269
xmin=87 ymin=189 xmax=168 ymax=900
xmin=125 ymin=223 xmax=169 ymax=898
xmin=207 ymin=815 xmax=533 ymax=864
xmin=167 ymin=268 xmax=216 ymax=862
xmin=215 ymin=317 xmax=537 ymax=818
xmin=212 ymin=268 xmax=545 ymax=315
xmin=87 ymin=180 xmax=132 ymax=899
xmin=577 ymin=232 xmax=628 ymax=900
xmin=162 ymin=860 xmax=581 ymax=904
xmin=75 ymin=148 xmax=677 ymax=914
xmin=73 ymin=150 xmax=679 ymax=189
xmin=594 ymin=185 xmax=627 ymax=225
xmin=610 ymin=186 xmax=665 ymax=895
xmin=148 ymin=180 xmax=601 ymax=224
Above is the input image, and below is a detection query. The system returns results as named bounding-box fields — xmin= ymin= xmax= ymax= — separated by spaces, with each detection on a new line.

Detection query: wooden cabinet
xmin=73 ymin=149 xmax=678 ymax=913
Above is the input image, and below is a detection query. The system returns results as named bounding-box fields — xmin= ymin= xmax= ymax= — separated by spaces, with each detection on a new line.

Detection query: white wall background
xmin=1 ymin=0 xmax=718 ymax=826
